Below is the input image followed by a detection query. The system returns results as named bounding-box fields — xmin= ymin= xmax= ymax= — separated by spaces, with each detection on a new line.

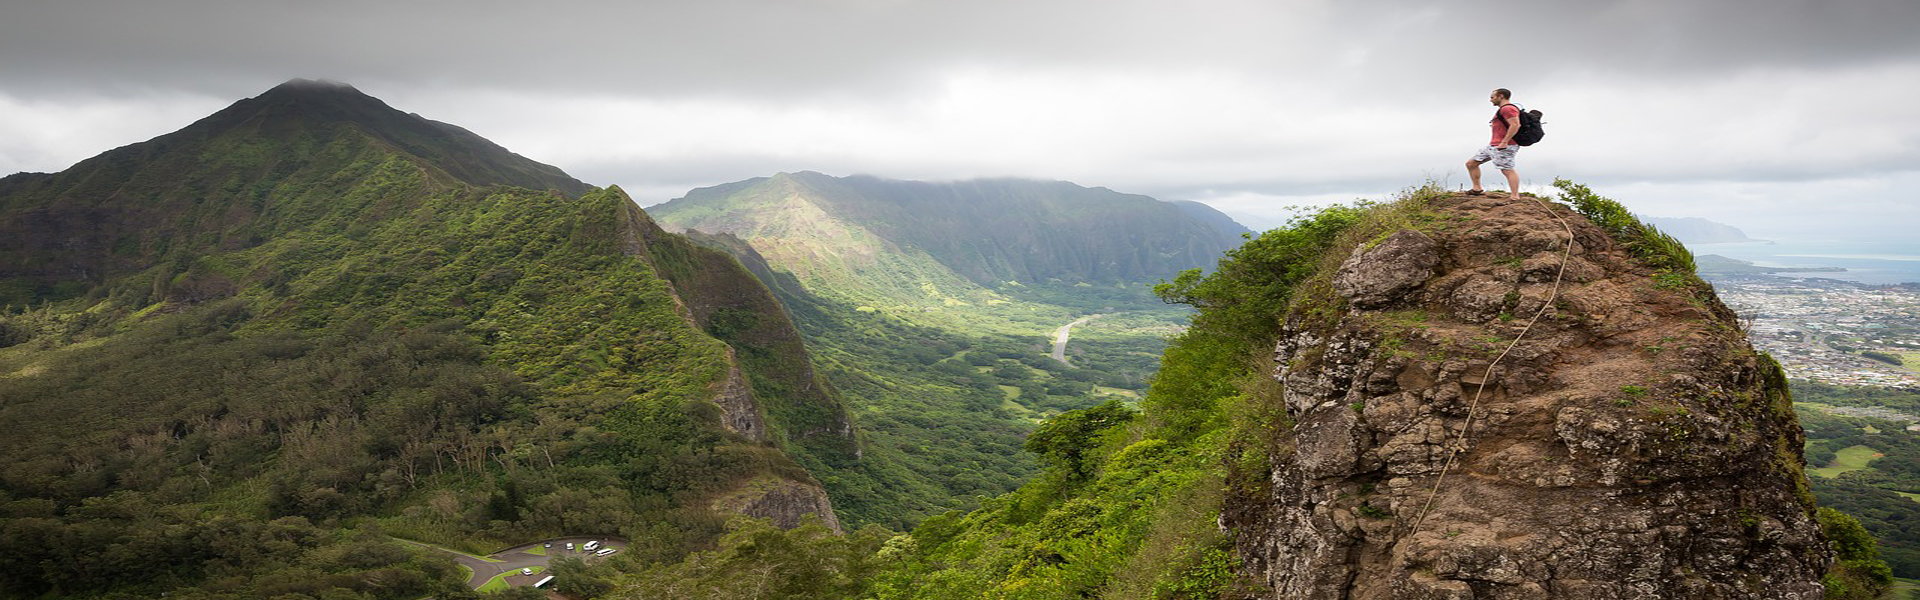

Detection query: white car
xmin=565 ymin=542 xmax=574 ymax=551
xmin=583 ymin=541 xmax=600 ymax=551
xmin=595 ymin=548 xmax=616 ymax=556
xmin=521 ymin=568 xmax=533 ymax=576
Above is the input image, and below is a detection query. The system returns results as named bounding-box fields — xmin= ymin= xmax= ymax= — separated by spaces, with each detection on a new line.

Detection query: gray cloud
xmin=4 ymin=0 xmax=1918 ymax=236
xmin=7 ymin=0 xmax=1917 ymax=98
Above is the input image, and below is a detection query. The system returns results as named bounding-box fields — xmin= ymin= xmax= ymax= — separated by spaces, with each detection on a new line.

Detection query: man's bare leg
xmin=1501 ymin=169 xmax=1520 ymax=197
xmin=1466 ymin=160 xmax=1484 ymax=192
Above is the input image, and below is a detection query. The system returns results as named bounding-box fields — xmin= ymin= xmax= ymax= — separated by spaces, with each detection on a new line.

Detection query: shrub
xmin=1552 ymin=179 xmax=1696 ymax=274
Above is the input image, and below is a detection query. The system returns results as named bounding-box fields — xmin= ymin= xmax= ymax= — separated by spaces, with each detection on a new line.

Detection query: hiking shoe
xmin=1466 ymin=189 xmax=1485 ymax=196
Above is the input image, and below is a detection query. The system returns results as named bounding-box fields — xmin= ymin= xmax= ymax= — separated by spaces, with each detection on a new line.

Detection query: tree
xmin=1022 ymin=400 xmax=1137 ymax=478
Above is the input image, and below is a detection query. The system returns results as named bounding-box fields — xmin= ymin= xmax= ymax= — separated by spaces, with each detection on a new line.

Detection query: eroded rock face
xmin=711 ymin=353 xmax=769 ymax=443
xmin=711 ymin=476 xmax=845 ymax=533
xmin=1225 ymin=194 xmax=1829 ymax=599
xmin=1333 ymin=229 xmax=1440 ymax=309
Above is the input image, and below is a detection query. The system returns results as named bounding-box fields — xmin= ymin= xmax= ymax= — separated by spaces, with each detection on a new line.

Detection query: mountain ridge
xmin=0 ymin=80 xmax=852 ymax=598
xmin=651 ymin=171 xmax=1251 ymax=294
xmin=0 ymin=78 xmax=592 ymax=306
xmin=1643 ymin=215 xmax=1757 ymax=244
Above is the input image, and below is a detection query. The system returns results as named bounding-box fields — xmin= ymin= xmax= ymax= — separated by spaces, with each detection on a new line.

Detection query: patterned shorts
xmin=1471 ymin=145 xmax=1519 ymax=171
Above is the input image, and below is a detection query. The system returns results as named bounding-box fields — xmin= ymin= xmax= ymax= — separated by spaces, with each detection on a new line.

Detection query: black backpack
xmin=1495 ymin=104 xmax=1546 ymax=146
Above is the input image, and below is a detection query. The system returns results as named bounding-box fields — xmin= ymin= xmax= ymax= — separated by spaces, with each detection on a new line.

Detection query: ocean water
xmin=1689 ymin=239 xmax=1920 ymax=285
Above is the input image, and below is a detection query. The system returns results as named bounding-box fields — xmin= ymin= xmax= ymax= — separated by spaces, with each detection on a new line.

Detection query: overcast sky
xmin=4 ymin=0 xmax=1917 ymax=237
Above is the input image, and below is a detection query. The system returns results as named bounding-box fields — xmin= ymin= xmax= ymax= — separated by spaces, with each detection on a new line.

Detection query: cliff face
xmin=711 ymin=475 xmax=846 ymax=533
xmin=1225 ymin=194 xmax=1829 ymax=599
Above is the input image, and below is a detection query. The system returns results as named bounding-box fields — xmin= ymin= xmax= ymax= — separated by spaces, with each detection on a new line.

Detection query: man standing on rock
xmin=1466 ymin=88 xmax=1522 ymax=197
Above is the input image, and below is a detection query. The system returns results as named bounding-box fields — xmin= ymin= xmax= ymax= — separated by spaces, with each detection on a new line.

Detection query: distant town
xmin=1708 ymin=274 xmax=1920 ymax=390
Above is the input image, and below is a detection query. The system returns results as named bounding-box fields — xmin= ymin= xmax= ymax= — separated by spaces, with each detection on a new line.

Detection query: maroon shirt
xmin=1490 ymin=104 xmax=1520 ymax=146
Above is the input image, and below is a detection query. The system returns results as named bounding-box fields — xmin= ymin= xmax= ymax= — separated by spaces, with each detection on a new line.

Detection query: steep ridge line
xmin=1405 ymin=192 xmax=1577 ymax=535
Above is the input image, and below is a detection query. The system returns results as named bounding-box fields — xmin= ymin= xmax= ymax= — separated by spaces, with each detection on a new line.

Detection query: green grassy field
xmin=1812 ymin=444 xmax=1883 ymax=479
xmin=1898 ymin=352 xmax=1920 ymax=376
xmin=1892 ymin=577 xmax=1920 ymax=599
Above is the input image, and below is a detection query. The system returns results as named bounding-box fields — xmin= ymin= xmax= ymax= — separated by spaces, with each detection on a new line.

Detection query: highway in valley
xmin=1050 ymin=314 xmax=1101 ymax=364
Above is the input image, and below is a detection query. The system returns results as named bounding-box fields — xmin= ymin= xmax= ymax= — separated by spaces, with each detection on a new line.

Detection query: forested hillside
xmin=652 ymin=174 xmax=1226 ymax=528
xmin=0 ymin=81 xmax=847 ymax=599
xmin=1794 ymin=381 xmax=1920 ymax=579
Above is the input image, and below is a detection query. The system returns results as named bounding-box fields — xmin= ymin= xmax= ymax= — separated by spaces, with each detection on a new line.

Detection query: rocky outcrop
xmin=712 ymin=475 xmax=845 ymax=533
xmin=1224 ymin=194 xmax=1829 ymax=599
xmin=710 ymin=351 xmax=770 ymax=442
xmin=1333 ymin=229 xmax=1440 ymax=309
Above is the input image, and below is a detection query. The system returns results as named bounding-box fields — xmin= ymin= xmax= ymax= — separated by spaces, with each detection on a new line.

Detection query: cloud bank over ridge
xmin=4 ymin=0 xmax=1916 ymax=235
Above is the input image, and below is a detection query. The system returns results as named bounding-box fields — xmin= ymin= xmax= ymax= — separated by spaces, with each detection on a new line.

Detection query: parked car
xmin=595 ymin=548 xmax=616 ymax=556
xmin=521 ymin=568 xmax=533 ymax=576
xmin=565 ymin=542 xmax=574 ymax=551
xmin=543 ymin=542 xmax=551 ymax=549
xmin=583 ymin=541 xmax=600 ymax=551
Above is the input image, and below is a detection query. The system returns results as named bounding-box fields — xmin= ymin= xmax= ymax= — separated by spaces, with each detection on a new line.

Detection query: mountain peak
xmin=164 ymin=80 xmax=591 ymax=195
xmin=268 ymin=77 xmax=362 ymax=92
xmin=253 ymin=78 xmax=381 ymax=107
xmin=232 ymin=78 xmax=401 ymax=125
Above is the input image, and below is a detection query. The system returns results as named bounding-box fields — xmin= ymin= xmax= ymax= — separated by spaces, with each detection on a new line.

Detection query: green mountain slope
xmin=648 ymin=173 xmax=1218 ymax=530
xmin=0 ymin=79 xmax=588 ymax=307
xmin=0 ymin=81 xmax=848 ymax=599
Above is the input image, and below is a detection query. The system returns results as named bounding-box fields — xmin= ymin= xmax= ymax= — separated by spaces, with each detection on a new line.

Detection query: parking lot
xmin=397 ymin=536 xmax=629 ymax=590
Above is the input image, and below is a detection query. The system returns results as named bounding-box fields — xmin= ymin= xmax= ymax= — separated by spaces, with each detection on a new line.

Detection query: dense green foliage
xmin=0 ymin=182 xmax=818 ymax=597
xmin=679 ymin=225 xmax=1184 ymax=529
xmin=863 ymin=194 xmax=1382 ymax=597
xmin=1148 ymin=204 xmax=1368 ymax=440
xmin=0 ymin=501 xmax=468 ymax=600
xmin=614 ymin=517 xmax=893 ymax=599
xmin=761 ymin=280 xmax=1173 ymax=528
xmin=0 ymin=82 xmax=847 ymax=598
xmin=1819 ymin=507 xmax=1896 ymax=599
xmin=1024 ymin=401 xmax=1138 ymax=478
xmin=1796 ymin=382 xmax=1920 ymax=578
xmin=1800 ymin=381 xmax=1920 ymax=413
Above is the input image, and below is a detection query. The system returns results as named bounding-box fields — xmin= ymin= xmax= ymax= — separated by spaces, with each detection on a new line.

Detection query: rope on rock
xmin=1405 ymin=193 xmax=1577 ymax=535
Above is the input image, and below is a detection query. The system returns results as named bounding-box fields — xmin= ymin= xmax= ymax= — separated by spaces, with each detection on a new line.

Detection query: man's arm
xmin=1498 ymin=109 xmax=1520 ymax=148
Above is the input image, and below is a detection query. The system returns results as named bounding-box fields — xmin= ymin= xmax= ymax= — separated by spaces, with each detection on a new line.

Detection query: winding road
xmin=1050 ymin=314 xmax=1101 ymax=364
xmin=396 ymin=536 xmax=627 ymax=590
